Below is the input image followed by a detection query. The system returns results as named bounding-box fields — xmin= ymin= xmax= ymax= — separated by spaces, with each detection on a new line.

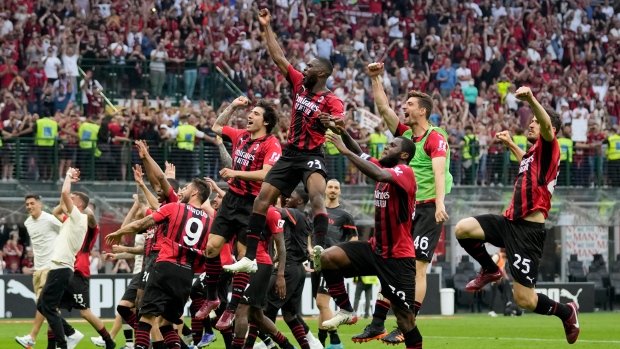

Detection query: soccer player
xmin=312 ymin=179 xmax=357 ymax=348
xmin=454 ymin=87 xmax=580 ymax=344
xmin=354 ymin=62 xmax=452 ymax=344
xmin=36 ymin=167 xmax=89 ymax=349
xmin=225 ymin=8 xmax=345 ymax=279
xmin=16 ymin=194 xmax=62 ymax=349
xmin=105 ymin=178 xmax=212 ymax=349
xmin=320 ymin=132 xmax=422 ymax=349
xmin=195 ymin=97 xmax=281 ymax=317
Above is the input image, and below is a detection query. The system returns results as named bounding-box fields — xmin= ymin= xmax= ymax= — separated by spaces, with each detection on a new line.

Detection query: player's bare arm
xmin=216 ymin=136 xmax=233 ymax=168
xmin=259 ymin=8 xmax=291 ymax=76
xmin=135 ymin=140 xmax=173 ymax=197
xmin=212 ymin=96 xmax=250 ymax=137
xmin=85 ymin=208 xmax=97 ymax=228
xmin=61 ymin=167 xmax=80 ymax=213
xmin=112 ymin=244 xmax=145 ymax=255
xmin=432 ymin=157 xmax=449 ymax=223
xmin=327 ymin=134 xmax=396 ymax=184
xmin=220 ymin=164 xmax=274 ymax=182
xmin=496 ymin=130 xmax=526 ymax=163
xmin=515 ymin=87 xmax=554 ymax=142
xmin=164 ymin=161 xmax=176 ymax=179
xmin=105 ymin=215 xmax=156 ymax=245
xmin=337 ymin=127 xmax=364 ymax=156
xmin=52 ymin=204 xmax=64 ymax=222
xmin=273 ymin=231 xmax=287 ymax=299
xmin=368 ymin=62 xmax=400 ymax=134
xmin=319 ymin=112 xmax=346 ymax=134
xmin=121 ymin=196 xmax=141 ymax=228
xmin=133 ymin=165 xmax=160 ymax=210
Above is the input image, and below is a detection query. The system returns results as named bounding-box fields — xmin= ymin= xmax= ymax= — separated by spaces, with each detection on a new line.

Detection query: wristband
xmin=360 ymin=153 xmax=372 ymax=160
xmin=66 ymin=171 xmax=73 ymax=178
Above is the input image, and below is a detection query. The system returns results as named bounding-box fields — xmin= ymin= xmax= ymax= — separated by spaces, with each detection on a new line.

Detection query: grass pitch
xmin=2 ymin=313 xmax=620 ymax=348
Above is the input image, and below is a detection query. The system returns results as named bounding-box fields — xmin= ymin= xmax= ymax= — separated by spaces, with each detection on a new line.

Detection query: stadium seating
xmin=568 ymin=254 xmax=587 ymax=282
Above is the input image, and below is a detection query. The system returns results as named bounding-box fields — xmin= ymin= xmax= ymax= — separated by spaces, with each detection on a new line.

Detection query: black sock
xmin=135 ymin=322 xmax=153 ymax=349
xmin=371 ymin=298 xmax=390 ymax=327
xmin=244 ymin=212 xmax=267 ymax=260
xmin=286 ymin=317 xmax=310 ymax=349
xmin=322 ymin=268 xmax=354 ymax=312
xmin=182 ymin=323 xmax=192 ymax=337
xmin=160 ymin=324 xmax=181 ymax=349
xmin=47 ymin=329 xmax=56 ymax=349
xmin=298 ymin=314 xmax=310 ymax=333
xmin=457 ymin=238 xmax=498 ymax=273
xmin=318 ymin=328 xmax=328 ymax=347
xmin=227 ymin=272 xmax=251 ymax=312
xmin=258 ymin=330 xmax=273 ymax=346
xmin=202 ymin=318 xmax=213 ymax=334
xmin=204 ymin=255 xmax=222 ymax=301
xmin=244 ymin=324 xmax=260 ymax=348
xmin=414 ymin=301 xmax=422 ymax=317
xmin=313 ymin=212 xmax=329 ymax=247
xmin=403 ymin=326 xmax=423 ymax=349
xmin=124 ymin=328 xmax=134 ymax=343
xmin=328 ymin=330 xmax=341 ymax=344
xmin=534 ymin=293 xmax=573 ymax=321
xmin=152 ymin=341 xmax=167 ymax=349
xmin=220 ymin=327 xmax=234 ymax=349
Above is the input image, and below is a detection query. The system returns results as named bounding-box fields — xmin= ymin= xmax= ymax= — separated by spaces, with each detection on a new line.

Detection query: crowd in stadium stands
xmin=0 ymin=0 xmax=619 ymax=187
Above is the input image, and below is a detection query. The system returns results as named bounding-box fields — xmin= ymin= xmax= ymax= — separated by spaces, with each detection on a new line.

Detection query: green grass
xmin=3 ymin=313 xmax=620 ymax=348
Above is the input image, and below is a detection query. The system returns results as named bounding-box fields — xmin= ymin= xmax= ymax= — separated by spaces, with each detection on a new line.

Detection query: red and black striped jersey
xmin=256 ymin=206 xmax=284 ymax=265
xmin=370 ymin=164 xmax=417 ymax=259
xmin=221 ymin=126 xmax=282 ymax=197
xmin=286 ymin=64 xmax=345 ymax=152
xmin=151 ymin=203 xmax=212 ymax=271
xmin=504 ymin=135 xmax=560 ymax=220
xmin=75 ymin=224 xmax=100 ymax=277
xmin=148 ymin=187 xmax=179 ymax=255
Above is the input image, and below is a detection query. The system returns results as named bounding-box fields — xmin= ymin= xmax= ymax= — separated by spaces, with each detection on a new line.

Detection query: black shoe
xmin=381 ymin=328 xmax=404 ymax=345
xmin=351 ymin=324 xmax=387 ymax=343
xmin=105 ymin=340 xmax=116 ymax=349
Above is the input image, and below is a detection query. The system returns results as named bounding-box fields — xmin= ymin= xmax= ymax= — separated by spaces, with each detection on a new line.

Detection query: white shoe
xmin=223 ymin=257 xmax=258 ymax=273
xmin=488 ymin=311 xmax=498 ymax=317
xmin=321 ymin=309 xmax=358 ymax=330
xmin=307 ymin=331 xmax=324 ymax=349
xmin=67 ymin=330 xmax=84 ymax=349
xmin=15 ymin=334 xmax=35 ymax=348
xmin=313 ymin=245 xmax=324 ymax=271
xmin=183 ymin=334 xmax=193 ymax=345
xmin=119 ymin=344 xmax=135 ymax=349
xmin=91 ymin=336 xmax=106 ymax=347
xmin=253 ymin=342 xmax=268 ymax=349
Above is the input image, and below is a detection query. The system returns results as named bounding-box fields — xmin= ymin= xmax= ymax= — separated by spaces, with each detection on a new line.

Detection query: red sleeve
xmin=394 ymin=122 xmax=410 ymax=137
xmin=152 ymin=203 xmax=177 ymax=224
xmin=286 ymin=64 xmax=304 ymax=95
xmin=221 ymin=125 xmax=243 ymax=145
xmin=327 ymin=95 xmax=345 ymax=119
xmin=424 ymin=130 xmax=448 ymax=158
xmin=62 ymin=215 xmax=68 ymax=222
xmin=263 ymin=137 xmax=283 ymax=166
xmin=266 ymin=206 xmax=284 ymax=234
xmin=368 ymin=156 xmax=383 ymax=168
xmin=388 ymin=165 xmax=415 ymax=194
xmin=167 ymin=186 xmax=179 ymax=203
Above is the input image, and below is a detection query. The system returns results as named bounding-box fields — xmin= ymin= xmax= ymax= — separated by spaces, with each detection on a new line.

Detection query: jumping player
xmin=454 ymin=87 xmax=580 ymax=344
xmin=105 ymin=178 xmax=212 ymax=349
xmin=225 ymin=8 xmax=345 ymax=278
xmin=355 ymin=62 xmax=452 ymax=343
xmin=320 ymin=132 xmax=422 ymax=349
xmin=196 ymin=97 xmax=281 ymax=319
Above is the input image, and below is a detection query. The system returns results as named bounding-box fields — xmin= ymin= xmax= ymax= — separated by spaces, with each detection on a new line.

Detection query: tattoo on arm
xmin=213 ymin=104 xmax=236 ymax=136
xmin=218 ymin=143 xmax=233 ymax=168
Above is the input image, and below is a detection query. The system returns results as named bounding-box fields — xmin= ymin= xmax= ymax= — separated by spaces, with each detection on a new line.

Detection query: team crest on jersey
xmin=277 ymin=219 xmax=285 ymax=228
xmin=393 ymin=167 xmax=403 ymax=176
xmin=317 ymin=96 xmax=324 ymax=103
xmin=253 ymin=143 xmax=260 ymax=151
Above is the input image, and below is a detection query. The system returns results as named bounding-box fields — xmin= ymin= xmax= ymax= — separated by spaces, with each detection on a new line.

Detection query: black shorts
xmin=241 ymin=263 xmax=273 ymax=309
xmin=311 ymin=271 xmax=329 ymax=297
xmin=140 ymin=262 xmax=193 ymax=324
xmin=339 ymin=241 xmax=416 ymax=313
xmin=190 ymin=272 xmax=233 ymax=307
xmin=474 ymin=214 xmax=545 ymax=288
xmin=263 ymin=148 xmax=327 ymax=197
xmin=210 ymin=191 xmax=255 ymax=243
xmin=122 ymin=272 xmax=143 ymax=302
xmin=140 ymin=251 xmax=159 ymax=289
xmin=60 ymin=272 xmax=90 ymax=311
xmin=267 ymin=263 xmax=306 ymax=312
xmin=60 ymin=144 xmax=77 ymax=161
xmin=412 ymin=203 xmax=442 ymax=261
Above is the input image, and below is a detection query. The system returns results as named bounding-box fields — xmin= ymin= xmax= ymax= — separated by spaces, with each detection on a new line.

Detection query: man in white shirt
xmin=455 ymin=59 xmax=473 ymax=88
xmin=36 ymin=167 xmax=89 ymax=349
xmin=315 ymin=31 xmax=334 ymax=59
xmin=15 ymin=194 xmax=62 ymax=349
xmin=42 ymin=47 xmax=62 ymax=82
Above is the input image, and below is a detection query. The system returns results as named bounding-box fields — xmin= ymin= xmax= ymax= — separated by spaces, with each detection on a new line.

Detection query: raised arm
xmin=61 ymin=167 xmax=80 ymax=213
xmin=105 ymin=215 xmax=156 ymax=245
xmin=133 ymin=165 xmax=160 ymax=210
xmin=367 ymin=62 xmax=400 ymax=134
xmin=515 ymin=87 xmax=554 ymax=142
xmin=327 ymin=134 xmax=395 ymax=183
xmin=135 ymin=140 xmax=172 ymax=197
xmin=258 ymin=9 xmax=291 ymax=76
xmin=212 ymin=96 xmax=249 ymax=136
xmin=338 ymin=128 xmax=364 ymax=156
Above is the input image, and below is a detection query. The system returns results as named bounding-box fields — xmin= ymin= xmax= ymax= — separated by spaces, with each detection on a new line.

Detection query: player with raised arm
xmin=353 ymin=62 xmax=452 ymax=344
xmin=319 ymin=131 xmax=422 ymax=349
xmin=195 ymin=96 xmax=282 ymax=321
xmin=454 ymin=87 xmax=580 ymax=344
xmin=105 ymin=178 xmax=212 ymax=349
xmin=225 ymin=8 xmax=346 ymax=280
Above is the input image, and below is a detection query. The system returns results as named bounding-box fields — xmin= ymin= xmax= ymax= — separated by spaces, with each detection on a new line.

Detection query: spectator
xmin=3 ymin=231 xmax=23 ymax=268
xmin=437 ymin=58 xmax=457 ymax=98
xmin=90 ymin=248 xmax=103 ymax=275
xmin=316 ymin=30 xmax=334 ymax=59
xmin=111 ymin=259 xmax=132 ymax=274
xmin=41 ymin=47 xmax=61 ymax=84
xmin=21 ymin=247 xmax=34 ymax=275
xmin=150 ymin=41 xmax=168 ymax=98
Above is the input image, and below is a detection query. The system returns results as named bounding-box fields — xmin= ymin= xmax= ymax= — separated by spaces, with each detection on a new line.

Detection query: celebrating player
xmin=195 ymin=96 xmax=282 ymax=318
xmin=454 ymin=87 xmax=580 ymax=344
xmin=320 ymin=132 xmax=422 ymax=348
xmin=105 ymin=178 xmax=212 ymax=349
xmin=224 ymin=7 xmax=345 ymax=276
xmin=355 ymin=62 xmax=452 ymax=343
